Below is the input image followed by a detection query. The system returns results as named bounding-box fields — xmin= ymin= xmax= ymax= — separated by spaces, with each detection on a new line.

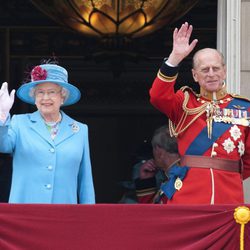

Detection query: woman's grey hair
xmin=61 ymin=87 xmax=69 ymax=102
xmin=151 ymin=125 xmax=178 ymax=154
xmin=29 ymin=85 xmax=69 ymax=103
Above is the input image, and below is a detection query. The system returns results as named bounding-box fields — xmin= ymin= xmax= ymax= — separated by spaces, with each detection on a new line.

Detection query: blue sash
xmin=186 ymin=98 xmax=250 ymax=155
xmin=160 ymin=165 xmax=189 ymax=199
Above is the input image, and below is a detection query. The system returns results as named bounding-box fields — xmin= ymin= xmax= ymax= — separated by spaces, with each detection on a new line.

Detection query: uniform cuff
xmin=160 ymin=60 xmax=179 ymax=77
xmin=135 ymin=177 xmax=156 ymax=190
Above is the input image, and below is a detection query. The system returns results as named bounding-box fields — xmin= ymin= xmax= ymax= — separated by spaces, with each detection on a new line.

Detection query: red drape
xmin=0 ymin=204 xmax=249 ymax=250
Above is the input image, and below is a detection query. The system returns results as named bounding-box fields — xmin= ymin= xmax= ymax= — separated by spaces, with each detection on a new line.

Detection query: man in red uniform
xmin=150 ymin=22 xmax=250 ymax=204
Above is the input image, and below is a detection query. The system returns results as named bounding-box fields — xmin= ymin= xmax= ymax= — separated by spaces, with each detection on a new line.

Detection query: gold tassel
xmin=234 ymin=206 xmax=250 ymax=250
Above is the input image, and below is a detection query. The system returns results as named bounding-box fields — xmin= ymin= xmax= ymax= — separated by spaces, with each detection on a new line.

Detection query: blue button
xmin=49 ymin=148 xmax=55 ymax=153
xmin=47 ymin=165 xmax=53 ymax=171
xmin=45 ymin=184 xmax=52 ymax=189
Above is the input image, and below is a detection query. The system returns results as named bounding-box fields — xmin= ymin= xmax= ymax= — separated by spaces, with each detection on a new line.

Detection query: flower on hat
xmin=31 ymin=66 xmax=47 ymax=81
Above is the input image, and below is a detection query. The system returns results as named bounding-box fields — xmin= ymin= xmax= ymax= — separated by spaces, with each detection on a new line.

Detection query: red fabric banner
xmin=0 ymin=204 xmax=249 ymax=250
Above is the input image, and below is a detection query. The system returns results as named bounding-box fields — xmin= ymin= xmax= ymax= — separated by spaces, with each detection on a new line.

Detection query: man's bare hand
xmin=167 ymin=22 xmax=198 ymax=66
xmin=139 ymin=159 xmax=158 ymax=179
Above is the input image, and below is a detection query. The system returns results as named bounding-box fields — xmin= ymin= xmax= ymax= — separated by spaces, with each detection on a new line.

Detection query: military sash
xmin=185 ymin=98 xmax=250 ymax=155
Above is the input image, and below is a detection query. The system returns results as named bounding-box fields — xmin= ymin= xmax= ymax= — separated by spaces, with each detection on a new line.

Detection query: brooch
xmin=71 ymin=122 xmax=80 ymax=133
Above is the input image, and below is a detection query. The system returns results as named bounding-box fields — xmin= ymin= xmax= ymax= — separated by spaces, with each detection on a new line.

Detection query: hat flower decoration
xmin=31 ymin=66 xmax=48 ymax=81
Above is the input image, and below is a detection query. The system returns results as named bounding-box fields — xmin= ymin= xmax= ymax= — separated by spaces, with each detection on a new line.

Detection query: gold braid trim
xmin=169 ymin=91 xmax=208 ymax=137
xmin=136 ymin=187 xmax=157 ymax=197
xmin=157 ymin=70 xmax=178 ymax=82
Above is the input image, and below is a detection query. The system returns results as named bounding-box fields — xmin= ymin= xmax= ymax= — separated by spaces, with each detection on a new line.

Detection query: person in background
xmin=149 ymin=22 xmax=250 ymax=204
xmin=0 ymin=62 xmax=95 ymax=204
xmin=135 ymin=125 xmax=188 ymax=204
xmin=118 ymin=139 xmax=153 ymax=204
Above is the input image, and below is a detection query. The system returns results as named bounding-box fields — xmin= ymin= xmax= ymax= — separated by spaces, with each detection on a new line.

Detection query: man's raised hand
xmin=167 ymin=22 xmax=198 ymax=66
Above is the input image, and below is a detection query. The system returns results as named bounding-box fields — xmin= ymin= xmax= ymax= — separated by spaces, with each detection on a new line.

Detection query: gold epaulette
xmin=157 ymin=69 xmax=178 ymax=82
xmin=180 ymin=86 xmax=200 ymax=98
xmin=230 ymin=93 xmax=250 ymax=102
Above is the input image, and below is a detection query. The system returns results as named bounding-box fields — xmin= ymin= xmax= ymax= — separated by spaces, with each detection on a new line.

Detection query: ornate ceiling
xmin=0 ymin=0 xmax=218 ymax=112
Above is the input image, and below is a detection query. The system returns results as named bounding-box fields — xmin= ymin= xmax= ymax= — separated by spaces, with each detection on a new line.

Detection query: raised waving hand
xmin=167 ymin=22 xmax=198 ymax=66
xmin=0 ymin=82 xmax=15 ymax=122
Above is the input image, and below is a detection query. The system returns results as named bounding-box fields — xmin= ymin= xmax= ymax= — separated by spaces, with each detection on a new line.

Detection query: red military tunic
xmin=149 ymin=62 xmax=250 ymax=204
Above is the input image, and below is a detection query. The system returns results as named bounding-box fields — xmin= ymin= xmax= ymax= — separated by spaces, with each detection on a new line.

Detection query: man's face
xmin=192 ymin=49 xmax=226 ymax=93
xmin=153 ymin=146 xmax=178 ymax=171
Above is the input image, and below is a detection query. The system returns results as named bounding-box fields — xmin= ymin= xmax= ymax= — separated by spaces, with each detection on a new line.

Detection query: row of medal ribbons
xmin=213 ymin=108 xmax=249 ymax=126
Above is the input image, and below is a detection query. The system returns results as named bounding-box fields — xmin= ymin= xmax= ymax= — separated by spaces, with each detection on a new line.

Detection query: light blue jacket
xmin=0 ymin=111 xmax=95 ymax=204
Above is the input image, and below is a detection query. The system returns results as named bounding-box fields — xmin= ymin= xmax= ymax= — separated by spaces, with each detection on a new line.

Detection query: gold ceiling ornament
xmin=30 ymin=0 xmax=199 ymax=39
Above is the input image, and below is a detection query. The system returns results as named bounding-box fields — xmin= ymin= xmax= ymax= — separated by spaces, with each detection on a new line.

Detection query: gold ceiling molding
xmin=30 ymin=0 xmax=199 ymax=39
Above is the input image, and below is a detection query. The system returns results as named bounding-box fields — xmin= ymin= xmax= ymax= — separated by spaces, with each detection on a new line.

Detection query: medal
xmin=241 ymin=119 xmax=249 ymax=126
xmin=174 ymin=177 xmax=183 ymax=191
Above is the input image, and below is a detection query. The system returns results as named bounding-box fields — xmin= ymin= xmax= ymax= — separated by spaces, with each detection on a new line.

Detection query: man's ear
xmin=192 ymin=69 xmax=198 ymax=82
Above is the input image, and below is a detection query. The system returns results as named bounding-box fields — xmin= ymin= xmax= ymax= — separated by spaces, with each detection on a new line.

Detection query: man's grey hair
xmin=151 ymin=125 xmax=178 ymax=154
xmin=192 ymin=48 xmax=225 ymax=69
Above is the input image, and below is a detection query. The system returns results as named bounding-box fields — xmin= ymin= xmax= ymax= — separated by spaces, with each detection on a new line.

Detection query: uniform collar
xmin=199 ymin=82 xmax=227 ymax=101
xmin=165 ymin=158 xmax=180 ymax=177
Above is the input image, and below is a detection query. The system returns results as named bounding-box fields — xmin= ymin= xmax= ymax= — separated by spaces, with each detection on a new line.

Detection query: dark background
xmin=0 ymin=0 xmax=217 ymax=203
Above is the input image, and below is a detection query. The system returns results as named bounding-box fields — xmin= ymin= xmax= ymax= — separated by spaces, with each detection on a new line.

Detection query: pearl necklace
xmin=44 ymin=113 xmax=62 ymax=140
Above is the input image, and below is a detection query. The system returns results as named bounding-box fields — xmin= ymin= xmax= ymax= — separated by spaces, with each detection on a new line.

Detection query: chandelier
xmin=30 ymin=0 xmax=199 ymax=77
xmin=30 ymin=0 xmax=199 ymax=40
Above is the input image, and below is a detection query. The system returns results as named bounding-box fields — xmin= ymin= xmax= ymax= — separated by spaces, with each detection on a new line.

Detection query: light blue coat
xmin=0 ymin=111 xmax=95 ymax=204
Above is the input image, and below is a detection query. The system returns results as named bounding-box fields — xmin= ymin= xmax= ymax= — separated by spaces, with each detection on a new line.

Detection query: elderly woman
xmin=0 ymin=63 xmax=95 ymax=204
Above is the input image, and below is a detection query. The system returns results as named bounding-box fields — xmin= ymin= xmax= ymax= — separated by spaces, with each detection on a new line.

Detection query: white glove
xmin=0 ymin=82 xmax=15 ymax=122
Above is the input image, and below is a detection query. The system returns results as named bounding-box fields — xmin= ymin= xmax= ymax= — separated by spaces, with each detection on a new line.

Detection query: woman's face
xmin=34 ymin=82 xmax=64 ymax=118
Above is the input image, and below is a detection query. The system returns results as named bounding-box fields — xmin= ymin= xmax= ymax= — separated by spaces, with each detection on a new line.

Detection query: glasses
xmin=35 ymin=89 xmax=62 ymax=98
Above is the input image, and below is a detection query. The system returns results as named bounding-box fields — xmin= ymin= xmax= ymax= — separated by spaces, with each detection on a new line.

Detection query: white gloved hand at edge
xmin=0 ymin=82 xmax=15 ymax=122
